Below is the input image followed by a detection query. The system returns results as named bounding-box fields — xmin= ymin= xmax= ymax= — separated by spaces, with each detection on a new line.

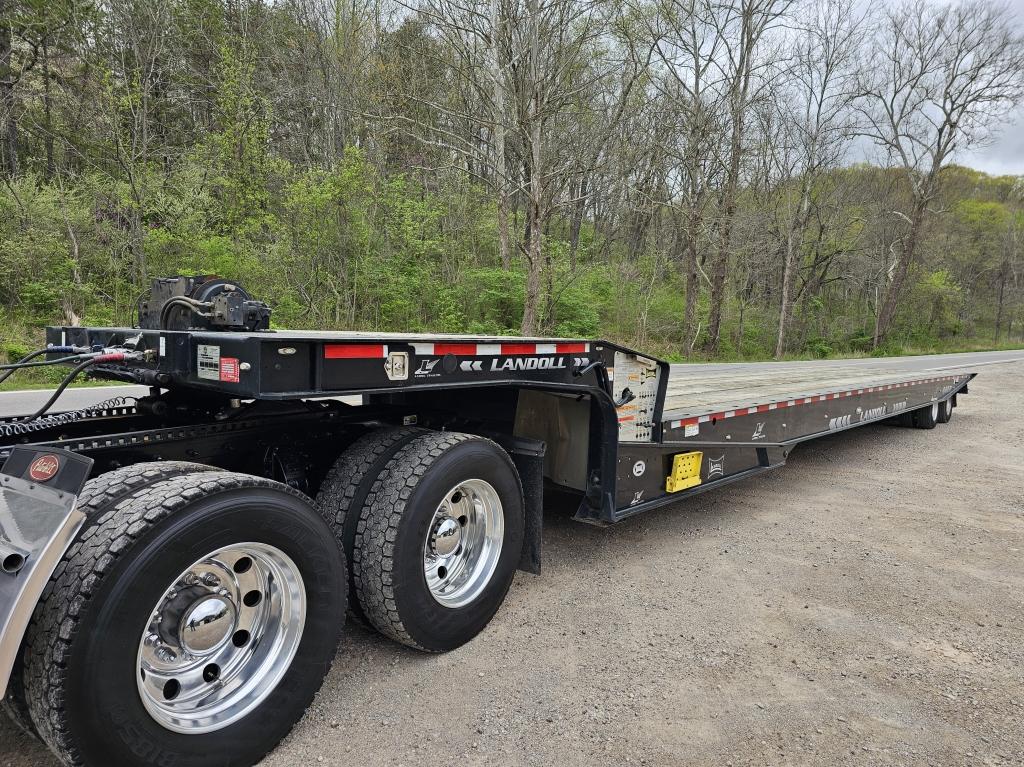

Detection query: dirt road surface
xmin=3 ymin=361 xmax=1022 ymax=766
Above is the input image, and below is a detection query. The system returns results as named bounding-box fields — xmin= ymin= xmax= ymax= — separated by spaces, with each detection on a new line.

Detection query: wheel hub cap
xmin=178 ymin=595 xmax=236 ymax=654
xmin=430 ymin=517 xmax=463 ymax=556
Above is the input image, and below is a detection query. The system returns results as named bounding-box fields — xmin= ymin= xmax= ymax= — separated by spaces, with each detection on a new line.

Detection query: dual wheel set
xmin=3 ymin=429 xmax=524 ymax=767
xmin=905 ymin=395 xmax=955 ymax=429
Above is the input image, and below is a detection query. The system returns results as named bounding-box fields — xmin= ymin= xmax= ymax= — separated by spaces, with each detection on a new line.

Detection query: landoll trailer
xmin=0 ymin=277 xmax=973 ymax=766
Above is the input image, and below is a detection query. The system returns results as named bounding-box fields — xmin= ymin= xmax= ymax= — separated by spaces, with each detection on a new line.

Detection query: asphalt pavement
xmin=0 ymin=385 xmax=150 ymax=417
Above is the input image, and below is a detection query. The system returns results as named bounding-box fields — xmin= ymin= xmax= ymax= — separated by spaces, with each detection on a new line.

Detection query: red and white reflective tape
xmin=324 ymin=344 xmax=390 ymax=359
xmin=669 ymin=375 xmax=963 ymax=430
xmin=409 ymin=342 xmax=589 ymax=356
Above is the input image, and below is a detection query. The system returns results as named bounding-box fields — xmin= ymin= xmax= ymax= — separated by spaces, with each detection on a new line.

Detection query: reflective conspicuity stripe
xmin=667 ymin=375 xmax=965 ymax=430
xmin=324 ymin=344 xmax=389 ymax=359
xmin=410 ymin=342 xmax=590 ymax=356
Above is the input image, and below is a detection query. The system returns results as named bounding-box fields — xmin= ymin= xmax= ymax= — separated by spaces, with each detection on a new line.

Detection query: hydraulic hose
xmin=0 ymin=346 xmax=88 ymax=385
xmin=160 ymin=296 xmax=212 ymax=329
xmin=25 ymin=352 xmax=128 ymax=422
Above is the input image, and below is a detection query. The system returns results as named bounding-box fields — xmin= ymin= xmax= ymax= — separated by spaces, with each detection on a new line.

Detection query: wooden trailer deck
xmin=661 ymin=357 xmax=979 ymax=424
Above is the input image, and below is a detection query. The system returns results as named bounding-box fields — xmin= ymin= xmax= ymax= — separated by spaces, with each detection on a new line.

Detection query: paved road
xmin=1 ymin=350 xmax=1021 ymax=418
xmin=0 ymin=385 xmax=150 ymax=417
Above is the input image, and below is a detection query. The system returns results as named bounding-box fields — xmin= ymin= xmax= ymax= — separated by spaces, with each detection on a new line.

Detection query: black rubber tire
xmin=2 ymin=461 xmax=216 ymax=740
xmin=315 ymin=426 xmax=424 ymax=626
xmin=912 ymin=401 xmax=940 ymax=429
xmin=937 ymin=398 xmax=953 ymax=424
xmin=21 ymin=471 xmax=346 ymax=767
xmin=353 ymin=432 xmax=524 ymax=652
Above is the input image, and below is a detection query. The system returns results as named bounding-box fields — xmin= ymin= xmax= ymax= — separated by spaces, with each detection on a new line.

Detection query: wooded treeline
xmin=2 ymin=0 xmax=1024 ymax=361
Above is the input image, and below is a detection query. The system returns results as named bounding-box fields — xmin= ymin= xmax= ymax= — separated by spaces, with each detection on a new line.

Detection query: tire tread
xmin=353 ymin=431 xmax=496 ymax=650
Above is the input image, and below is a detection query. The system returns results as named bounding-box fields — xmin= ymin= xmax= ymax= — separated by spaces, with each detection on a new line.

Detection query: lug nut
xmin=155 ymin=647 xmax=177 ymax=663
xmin=200 ymin=572 xmax=221 ymax=587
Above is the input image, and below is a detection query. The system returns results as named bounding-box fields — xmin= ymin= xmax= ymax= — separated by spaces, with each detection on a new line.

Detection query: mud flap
xmin=0 ymin=447 xmax=92 ymax=696
xmin=477 ymin=432 xmax=545 ymax=575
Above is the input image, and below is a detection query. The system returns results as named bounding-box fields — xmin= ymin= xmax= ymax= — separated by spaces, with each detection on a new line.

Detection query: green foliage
xmin=0 ymin=2 xmax=1019 ymax=368
xmin=803 ymin=337 xmax=833 ymax=359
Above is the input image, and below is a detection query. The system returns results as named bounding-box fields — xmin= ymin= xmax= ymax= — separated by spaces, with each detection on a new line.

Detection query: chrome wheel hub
xmin=423 ymin=479 xmax=504 ymax=609
xmin=430 ymin=516 xmax=463 ymax=556
xmin=137 ymin=543 xmax=306 ymax=734
xmin=179 ymin=595 xmax=236 ymax=654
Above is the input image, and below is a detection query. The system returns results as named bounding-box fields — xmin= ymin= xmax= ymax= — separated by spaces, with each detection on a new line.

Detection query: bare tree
xmin=702 ymin=0 xmax=792 ymax=355
xmin=642 ymin=0 xmax=726 ymax=356
xmin=856 ymin=0 xmax=1024 ymax=347
xmin=771 ymin=0 xmax=858 ymax=358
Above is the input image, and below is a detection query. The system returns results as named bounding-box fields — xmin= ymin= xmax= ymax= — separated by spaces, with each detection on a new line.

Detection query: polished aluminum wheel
xmin=136 ymin=543 xmax=306 ymax=733
xmin=423 ymin=479 xmax=504 ymax=609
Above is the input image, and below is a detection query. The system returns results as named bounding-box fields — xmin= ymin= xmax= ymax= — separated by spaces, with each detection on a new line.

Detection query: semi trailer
xmin=0 ymin=276 xmax=974 ymax=766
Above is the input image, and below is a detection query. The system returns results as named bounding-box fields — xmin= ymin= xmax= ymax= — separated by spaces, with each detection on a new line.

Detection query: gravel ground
xmin=3 ymin=361 xmax=1022 ymax=766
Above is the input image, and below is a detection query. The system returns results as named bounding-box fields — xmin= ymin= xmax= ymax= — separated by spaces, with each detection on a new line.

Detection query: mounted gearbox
xmin=136 ymin=275 xmax=272 ymax=332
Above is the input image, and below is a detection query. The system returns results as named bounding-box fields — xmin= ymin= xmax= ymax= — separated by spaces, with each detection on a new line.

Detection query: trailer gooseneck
xmin=0 ymin=276 xmax=973 ymax=767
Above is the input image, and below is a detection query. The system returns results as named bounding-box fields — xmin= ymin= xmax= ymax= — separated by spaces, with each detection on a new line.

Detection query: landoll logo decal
xmin=707 ymin=455 xmax=725 ymax=478
xmin=751 ymin=422 xmax=766 ymax=440
xmin=29 ymin=454 xmax=61 ymax=482
xmin=414 ymin=359 xmax=440 ymax=377
xmin=859 ymin=404 xmax=887 ymax=422
xmin=489 ymin=356 xmax=567 ymax=372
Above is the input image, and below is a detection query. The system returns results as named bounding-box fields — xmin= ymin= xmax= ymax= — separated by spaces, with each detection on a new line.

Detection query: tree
xmin=856 ymin=0 xmax=1024 ymax=347
xmin=702 ymin=0 xmax=792 ymax=355
xmin=771 ymin=0 xmax=858 ymax=358
xmin=643 ymin=0 xmax=727 ymax=356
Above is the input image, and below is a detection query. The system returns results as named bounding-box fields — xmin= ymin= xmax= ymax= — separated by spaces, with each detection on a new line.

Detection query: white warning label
xmin=197 ymin=344 xmax=221 ymax=380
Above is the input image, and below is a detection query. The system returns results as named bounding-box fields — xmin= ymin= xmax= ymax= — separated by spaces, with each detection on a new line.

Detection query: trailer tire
xmin=913 ymin=402 xmax=940 ymax=429
xmin=353 ymin=432 xmax=524 ymax=652
xmin=316 ymin=426 xmax=425 ymax=626
xmin=3 ymin=460 xmax=216 ymax=741
xmin=937 ymin=398 xmax=953 ymax=424
xmin=21 ymin=472 xmax=346 ymax=767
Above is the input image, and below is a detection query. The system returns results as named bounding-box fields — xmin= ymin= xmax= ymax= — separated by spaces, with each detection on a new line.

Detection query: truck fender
xmin=0 ymin=447 xmax=93 ymax=698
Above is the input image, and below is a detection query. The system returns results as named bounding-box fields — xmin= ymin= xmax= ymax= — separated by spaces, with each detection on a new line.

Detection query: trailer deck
xmin=663 ymin=360 xmax=972 ymax=423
